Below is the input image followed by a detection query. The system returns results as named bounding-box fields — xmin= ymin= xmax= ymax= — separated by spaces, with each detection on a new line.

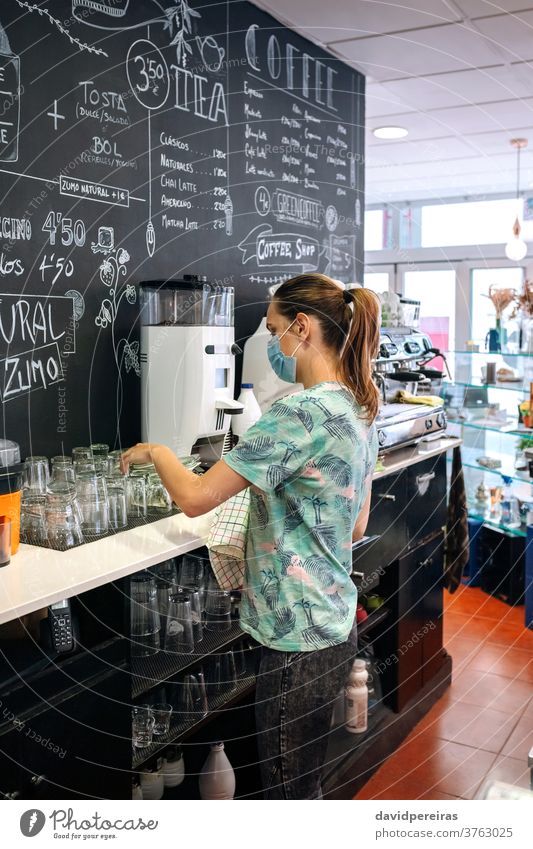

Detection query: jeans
xmin=255 ymin=641 xmax=355 ymax=799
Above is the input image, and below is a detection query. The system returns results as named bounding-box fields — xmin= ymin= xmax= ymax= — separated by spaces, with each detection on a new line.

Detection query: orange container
xmin=0 ymin=490 xmax=21 ymax=554
xmin=0 ymin=461 xmax=23 ymax=555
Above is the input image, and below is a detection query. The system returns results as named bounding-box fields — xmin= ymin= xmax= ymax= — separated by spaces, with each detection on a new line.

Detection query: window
xmin=471 ymin=267 xmax=524 ymax=347
xmin=364 ymin=209 xmax=383 ymax=251
xmin=421 ymin=198 xmax=532 ymax=248
xmin=403 ymin=269 xmax=456 ymax=353
xmin=364 ymin=271 xmax=390 ymax=295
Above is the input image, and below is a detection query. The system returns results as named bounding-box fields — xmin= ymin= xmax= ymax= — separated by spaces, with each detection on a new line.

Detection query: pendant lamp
xmin=505 ymin=138 xmax=528 ymax=262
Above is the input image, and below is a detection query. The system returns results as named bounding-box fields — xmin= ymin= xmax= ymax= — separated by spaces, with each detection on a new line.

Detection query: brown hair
xmin=273 ymin=273 xmax=381 ymax=422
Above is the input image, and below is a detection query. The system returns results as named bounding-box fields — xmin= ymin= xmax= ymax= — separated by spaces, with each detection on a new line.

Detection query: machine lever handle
xmin=231 ymin=343 xmax=243 ymax=355
xmin=377 ymin=493 xmax=396 ymax=501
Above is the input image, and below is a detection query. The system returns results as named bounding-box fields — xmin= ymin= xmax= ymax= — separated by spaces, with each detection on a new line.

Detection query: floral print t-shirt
xmin=223 ymin=381 xmax=378 ymax=651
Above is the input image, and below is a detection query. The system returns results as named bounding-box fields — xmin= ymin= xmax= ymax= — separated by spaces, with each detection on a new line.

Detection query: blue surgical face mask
xmin=267 ymin=318 xmax=303 ymax=383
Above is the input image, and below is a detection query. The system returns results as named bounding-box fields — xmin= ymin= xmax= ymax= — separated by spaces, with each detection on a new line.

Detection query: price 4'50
xmin=43 ymin=212 xmax=86 ymax=248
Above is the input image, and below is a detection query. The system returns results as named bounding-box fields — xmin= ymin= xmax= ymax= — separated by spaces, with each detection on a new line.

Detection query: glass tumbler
xmin=126 ymin=475 xmax=147 ymax=519
xmin=106 ymin=475 xmax=127 ymax=530
xmin=132 ymin=705 xmax=155 ymax=748
xmin=165 ymin=592 xmax=194 ymax=654
xmin=107 ymin=450 xmax=123 ymax=475
xmin=205 ymin=588 xmax=231 ymax=631
xmin=151 ymin=703 xmax=173 ymax=736
xmin=51 ymin=457 xmax=76 ymax=486
xmin=177 ymin=554 xmax=207 ymax=610
xmin=45 ymin=489 xmax=84 ymax=549
xmin=20 ymin=494 xmax=47 ymax=544
xmin=90 ymin=443 xmax=109 ymax=473
xmin=146 ymin=473 xmax=172 ymax=514
xmin=174 ymin=673 xmax=206 ymax=718
xmin=130 ymin=574 xmax=161 ymax=657
xmin=72 ymin=446 xmax=92 ymax=463
xmin=188 ymin=589 xmax=203 ymax=645
xmin=23 ymin=456 xmax=50 ymax=495
xmin=76 ymin=471 xmax=109 ymax=535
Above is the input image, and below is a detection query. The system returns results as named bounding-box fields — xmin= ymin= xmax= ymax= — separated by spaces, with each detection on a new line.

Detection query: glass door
xmin=399 ymin=265 xmax=457 ymax=354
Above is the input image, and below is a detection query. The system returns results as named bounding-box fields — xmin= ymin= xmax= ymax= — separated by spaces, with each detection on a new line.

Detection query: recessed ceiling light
xmin=372 ymin=126 xmax=408 ymax=140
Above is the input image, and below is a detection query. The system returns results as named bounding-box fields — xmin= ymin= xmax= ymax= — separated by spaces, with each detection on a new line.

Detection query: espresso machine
xmin=374 ymin=325 xmax=449 ymax=452
xmin=140 ymin=277 xmax=243 ymax=461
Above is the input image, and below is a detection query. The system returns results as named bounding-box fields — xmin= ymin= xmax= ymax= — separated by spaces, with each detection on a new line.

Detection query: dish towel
xmin=444 ymin=445 xmax=470 ymax=593
xmin=207 ymin=489 xmax=250 ymax=590
xmin=394 ymin=389 xmax=443 ymax=407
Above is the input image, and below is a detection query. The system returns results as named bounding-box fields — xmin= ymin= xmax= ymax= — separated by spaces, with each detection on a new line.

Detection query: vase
xmin=520 ymin=314 xmax=533 ymax=355
xmin=486 ymin=324 xmax=501 ymax=353
xmin=199 ymin=742 xmax=235 ymax=800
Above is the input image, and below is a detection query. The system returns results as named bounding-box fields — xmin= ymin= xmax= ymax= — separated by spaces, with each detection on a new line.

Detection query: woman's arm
xmin=121 ymin=444 xmax=250 ymax=517
xmin=352 ymin=489 xmax=371 ymax=542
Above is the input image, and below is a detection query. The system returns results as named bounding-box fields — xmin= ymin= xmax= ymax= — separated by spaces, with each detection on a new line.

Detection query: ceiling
xmin=250 ymin=0 xmax=533 ymax=205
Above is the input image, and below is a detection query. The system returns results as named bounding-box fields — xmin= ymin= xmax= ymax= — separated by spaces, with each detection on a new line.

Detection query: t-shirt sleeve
xmin=223 ymin=400 xmax=313 ymax=493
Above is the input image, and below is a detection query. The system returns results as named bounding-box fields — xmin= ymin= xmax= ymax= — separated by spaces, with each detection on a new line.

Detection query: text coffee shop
xmin=0 ymin=0 xmax=531 ymax=812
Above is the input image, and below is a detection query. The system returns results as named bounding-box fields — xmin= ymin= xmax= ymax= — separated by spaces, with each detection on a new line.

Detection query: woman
xmin=122 ymin=273 xmax=381 ymax=799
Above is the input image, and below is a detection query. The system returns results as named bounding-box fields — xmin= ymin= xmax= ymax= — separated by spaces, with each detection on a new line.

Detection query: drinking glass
xmin=73 ymin=459 xmax=97 ymax=475
xmin=132 ymin=705 xmax=155 ymax=748
xmin=23 ymin=456 xmax=49 ymax=495
xmin=106 ymin=475 xmax=127 ymax=530
xmin=50 ymin=457 xmax=76 ymax=485
xmin=72 ymin=446 xmax=92 ymax=463
xmin=205 ymin=654 xmax=225 ymax=698
xmin=188 ymin=589 xmax=203 ymax=645
xmin=222 ymin=649 xmax=237 ymax=693
xmin=107 ymin=450 xmax=123 ymax=475
xmin=152 ymin=560 xmax=178 ymax=643
xmin=177 ymin=554 xmax=207 ymax=609
xmin=45 ymin=488 xmax=84 ymax=549
xmin=130 ymin=575 xmax=161 ymax=657
xmin=174 ymin=673 xmax=206 ymax=718
xmin=126 ymin=476 xmax=147 ymax=518
xmin=146 ymin=473 xmax=172 ymax=513
xmin=20 ymin=494 xmax=47 ymax=544
xmin=76 ymin=471 xmax=109 ymax=535
xmin=151 ymin=703 xmax=173 ymax=736
xmin=165 ymin=592 xmax=194 ymax=654
xmin=195 ymin=667 xmax=209 ymax=715
xmin=205 ymin=588 xmax=231 ymax=631
xmin=90 ymin=443 xmax=109 ymax=457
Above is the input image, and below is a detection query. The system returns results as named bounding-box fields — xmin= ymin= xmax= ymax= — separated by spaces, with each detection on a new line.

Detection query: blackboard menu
xmin=0 ymin=0 xmax=364 ymax=457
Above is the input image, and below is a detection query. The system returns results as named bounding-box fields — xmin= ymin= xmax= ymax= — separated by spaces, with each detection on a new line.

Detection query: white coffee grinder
xmin=140 ymin=277 xmax=243 ymax=462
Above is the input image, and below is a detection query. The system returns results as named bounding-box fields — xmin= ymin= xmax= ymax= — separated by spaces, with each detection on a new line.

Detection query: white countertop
xmin=0 ymin=511 xmax=215 ymax=625
xmin=0 ymin=436 xmax=461 ymax=625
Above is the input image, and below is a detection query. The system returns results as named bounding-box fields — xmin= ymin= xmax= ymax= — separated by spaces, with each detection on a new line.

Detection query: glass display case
xmin=440 ymin=350 xmax=533 ymax=538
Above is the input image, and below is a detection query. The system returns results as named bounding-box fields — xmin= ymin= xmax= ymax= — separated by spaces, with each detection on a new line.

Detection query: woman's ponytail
xmin=273 ymin=274 xmax=381 ymax=423
xmin=339 ymin=287 xmax=381 ymax=423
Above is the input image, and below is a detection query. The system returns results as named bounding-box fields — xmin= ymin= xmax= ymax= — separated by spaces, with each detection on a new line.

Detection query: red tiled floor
xmin=467 ymin=644 xmax=533 ymax=683
xmin=473 ymin=755 xmax=532 ymax=798
xmin=413 ymin=700 xmax=520 ymax=754
xmin=446 ymin=669 xmax=533 ymax=715
xmin=500 ymin=714 xmax=533 ymax=761
xmin=357 ymin=737 xmax=497 ymax=800
xmin=443 ymin=612 xmax=533 ymax=649
xmin=354 ymin=584 xmax=533 ymax=801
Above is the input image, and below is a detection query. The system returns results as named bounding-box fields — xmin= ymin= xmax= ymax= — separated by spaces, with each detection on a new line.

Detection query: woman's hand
xmin=120 ymin=443 xmax=160 ymax=474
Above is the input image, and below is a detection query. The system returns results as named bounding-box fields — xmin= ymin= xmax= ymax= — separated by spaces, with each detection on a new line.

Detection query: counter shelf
xmin=132 ymin=621 xmax=244 ymax=698
xmin=132 ymin=673 xmax=256 ymax=769
xmin=21 ymin=507 xmax=182 ymax=552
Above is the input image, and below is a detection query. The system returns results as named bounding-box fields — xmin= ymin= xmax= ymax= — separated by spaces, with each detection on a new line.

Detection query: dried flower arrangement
xmin=511 ymin=279 xmax=533 ymax=318
xmin=485 ymin=284 xmax=516 ymax=319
